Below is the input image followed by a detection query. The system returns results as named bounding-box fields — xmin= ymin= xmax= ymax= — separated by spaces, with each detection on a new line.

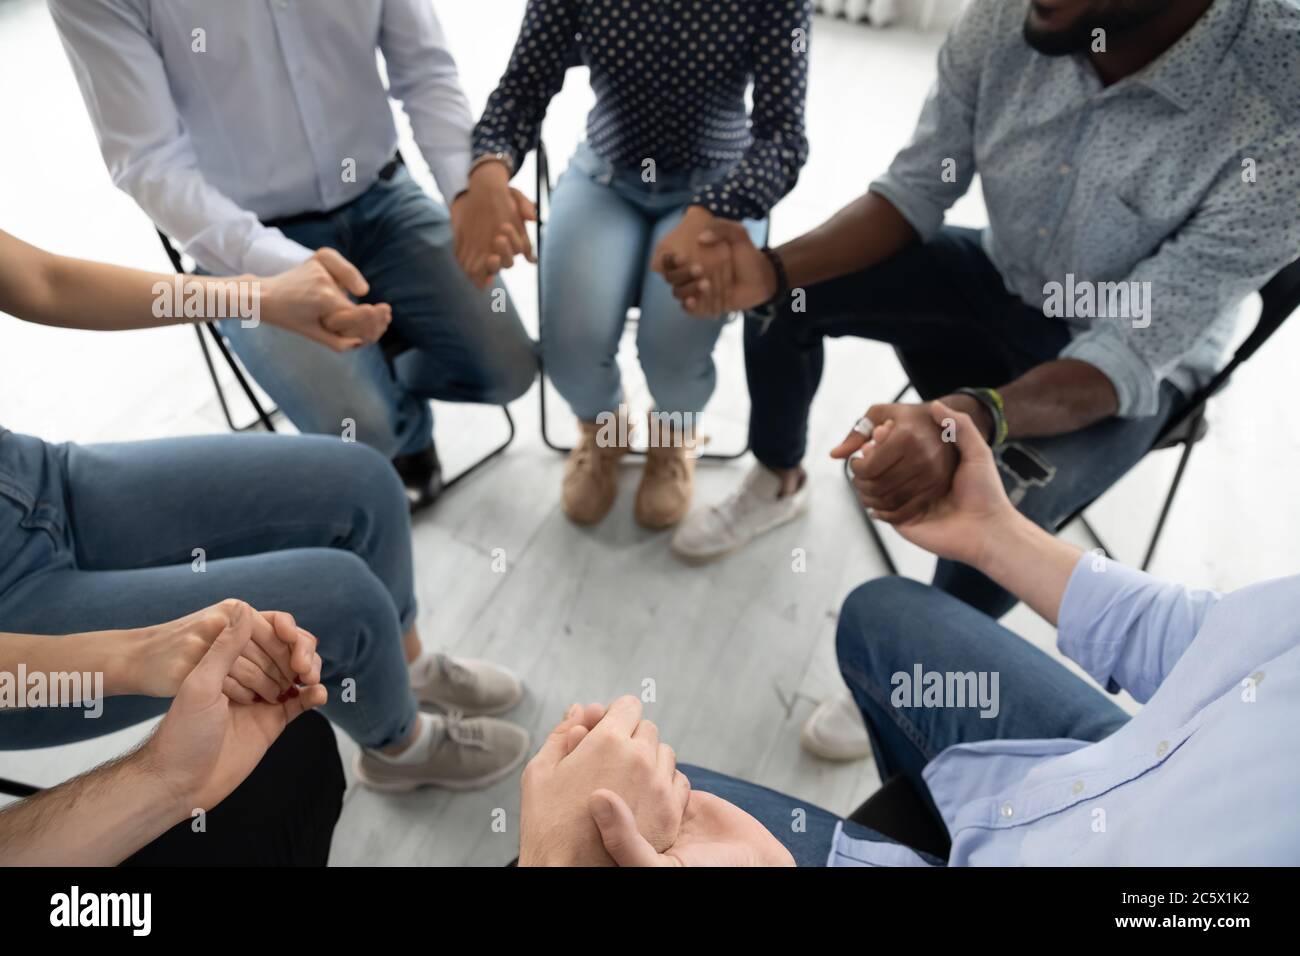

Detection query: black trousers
xmin=121 ymin=711 xmax=345 ymax=867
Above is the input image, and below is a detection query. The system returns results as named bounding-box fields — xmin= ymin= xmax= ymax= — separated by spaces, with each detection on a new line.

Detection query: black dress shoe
xmin=392 ymin=443 xmax=444 ymax=513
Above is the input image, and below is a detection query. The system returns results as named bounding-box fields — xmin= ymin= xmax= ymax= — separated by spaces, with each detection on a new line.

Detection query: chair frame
xmin=156 ymin=231 xmax=517 ymax=492
xmin=850 ymin=256 xmax=1300 ymax=574
xmin=533 ymin=141 xmax=752 ymax=460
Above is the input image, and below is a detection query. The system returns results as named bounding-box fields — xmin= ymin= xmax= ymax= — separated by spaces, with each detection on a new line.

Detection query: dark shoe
xmin=393 ymin=443 xmax=443 ymax=513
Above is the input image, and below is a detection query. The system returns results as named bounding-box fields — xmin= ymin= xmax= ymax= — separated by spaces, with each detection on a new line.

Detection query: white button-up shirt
xmin=50 ymin=0 xmax=475 ymax=276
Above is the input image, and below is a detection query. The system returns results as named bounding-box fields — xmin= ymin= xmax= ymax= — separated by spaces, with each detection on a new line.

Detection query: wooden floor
xmin=3 ymin=1 xmax=1298 ymax=865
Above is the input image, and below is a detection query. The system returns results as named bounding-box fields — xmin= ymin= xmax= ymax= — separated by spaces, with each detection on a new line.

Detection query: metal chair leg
xmin=0 ymin=777 xmax=40 ymax=798
xmin=1141 ymin=413 xmax=1200 ymax=571
xmin=203 ymin=323 xmax=277 ymax=432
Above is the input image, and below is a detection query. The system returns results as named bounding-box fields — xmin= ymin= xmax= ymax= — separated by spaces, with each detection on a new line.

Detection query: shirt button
xmin=1252 ymin=670 xmax=1265 ymax=684
xmin=1071 ymin=780 xmax=1084 ymax=795
xmin=1000 ymin=802 xmax=1014 ymax=818
xmin=1037 ymin=227 xmax=1049 ymax=238
xmin=1156 ymin=740 xmax=1169 ymax=757
xmin=1059 ymin=163 xmax=1072 ymax=175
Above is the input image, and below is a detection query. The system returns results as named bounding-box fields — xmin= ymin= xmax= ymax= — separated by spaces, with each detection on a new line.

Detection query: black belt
xmin=263 ymin=152 xmax=404 ymax=230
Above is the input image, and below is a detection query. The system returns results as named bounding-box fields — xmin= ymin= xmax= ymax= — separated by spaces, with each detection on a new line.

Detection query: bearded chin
xmin=1022 ymin=16 xmax=1097 ymax=55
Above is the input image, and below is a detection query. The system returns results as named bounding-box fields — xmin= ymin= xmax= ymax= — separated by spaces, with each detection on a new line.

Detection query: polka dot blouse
xmin=472 ymin=0 xmax=812 ymax=221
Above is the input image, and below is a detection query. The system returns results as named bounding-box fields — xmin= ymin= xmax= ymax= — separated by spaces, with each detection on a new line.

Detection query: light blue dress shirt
xmin=830 ymin=555 xmax=1300 ymax=866
xmin=869 ymin=0 xmax=1300 ymax=418
xmin=49 ymin=0 xmax=476 ymax=277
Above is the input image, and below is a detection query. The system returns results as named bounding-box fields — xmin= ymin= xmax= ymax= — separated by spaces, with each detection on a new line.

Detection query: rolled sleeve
xmin=1058 ymin=553 xmax=1219 ymax=703
xmin=865 ymin=0 xmax=998 ymax=240
xmin=1059 ymin=324 xmax=1161 ymax=418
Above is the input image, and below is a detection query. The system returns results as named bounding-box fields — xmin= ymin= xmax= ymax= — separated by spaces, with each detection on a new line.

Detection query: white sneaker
xmin=801 ymin=692 xmax=874 ymax=762
xmin=671 ymin=464 xmax=809 ymax=564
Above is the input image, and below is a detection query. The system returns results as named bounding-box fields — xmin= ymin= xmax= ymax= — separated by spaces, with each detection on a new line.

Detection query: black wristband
xmin=757 ymin=245 xmax=791 ymax=309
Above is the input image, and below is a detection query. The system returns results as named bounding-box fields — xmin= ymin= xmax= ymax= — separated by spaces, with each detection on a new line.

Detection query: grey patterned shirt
xmin=870 ymin=0 xmax=1300 ymax=417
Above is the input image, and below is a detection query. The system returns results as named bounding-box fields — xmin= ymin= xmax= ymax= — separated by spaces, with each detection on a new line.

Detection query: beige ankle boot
xmin=563 ymin=417 xmax=630 ymax=525
xmin=635 ymin=414 xmax=696 ymax=530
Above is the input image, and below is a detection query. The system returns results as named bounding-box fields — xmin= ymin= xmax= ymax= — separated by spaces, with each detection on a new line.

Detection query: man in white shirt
xmin=50 ymin=0 xmax=538 ymax=507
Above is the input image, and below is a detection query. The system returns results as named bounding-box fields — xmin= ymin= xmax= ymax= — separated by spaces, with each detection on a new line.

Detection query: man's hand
xmin=660 ymin=219 xmax=776 ymax=316
xmin=589 ymin=789 xmax=795 ymax=867
xmin=450 ymin=161 xmax=536 ymax=289
xmin=831 ymin=400 xmax=965 ymax=525
xmin=259 ymin=248 xmax=391 ymax=352
xmin=857 ymin=402 xmax=1016 ymax=567
xmin=142 ymin=601 xmax=328 ymax=816
xmin=121 ymin=600 xmax=322 ymax=705
xmin=518 ymin=695 xmax=691 ymax=867
xmin=651 ymin=207 xmax=735 ymax=318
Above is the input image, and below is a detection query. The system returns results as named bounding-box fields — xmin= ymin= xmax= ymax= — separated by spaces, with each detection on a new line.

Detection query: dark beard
xmin=1022 ymin=1 xmax=1170 ymax=57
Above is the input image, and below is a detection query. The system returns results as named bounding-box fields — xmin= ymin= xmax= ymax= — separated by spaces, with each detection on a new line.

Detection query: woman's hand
xmin=258 ymin=248 xmax=392 ymax=352
xmin=121 ymin=600 xmax=322 ymax=705
xmin=651 ymin=207 xmax=737 ymax=318
xmin=450 ymin=161 xmax=537 ymax=289
xmin=143 ymin=602 xmax=328 ymax=817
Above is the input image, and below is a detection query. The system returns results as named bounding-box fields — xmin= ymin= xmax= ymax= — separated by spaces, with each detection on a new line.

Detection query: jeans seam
xmin=842 ymin=659 xmax=941 ymax=764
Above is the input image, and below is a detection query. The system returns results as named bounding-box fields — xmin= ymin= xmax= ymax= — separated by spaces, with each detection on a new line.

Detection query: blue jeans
xmin=220 ymin=165 xmax=538 ymax=458
xmin=0 ymin=429 xmax=419 ymax=751
xmin=542 ymin=144 xmax=767 ymax=421
xmin=688 ymin=577 xmax=1129 ymax=866
xmin=745 ymin=226 xmax=1185 ymax=618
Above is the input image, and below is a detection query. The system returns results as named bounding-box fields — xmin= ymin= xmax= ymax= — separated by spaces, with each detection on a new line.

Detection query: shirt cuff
xmin=1057 ymin=552 xmax=1146 ymax=694
xmin=868 ymin=175 xmax=946 ymax=243
xmin=429 ymin=147 xmax=473 ymax=203
xmin=1059 ymin=327 xmax=1161 ymax=418
xmin=241 ymin=231 xmax=315 ymax=278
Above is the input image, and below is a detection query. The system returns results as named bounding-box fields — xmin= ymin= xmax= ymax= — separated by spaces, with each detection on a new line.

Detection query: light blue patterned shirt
xmin=830 ymin=555 xmax=1300 ymax=866
xmin=869 ymin=0 xmax=1300 ymax=417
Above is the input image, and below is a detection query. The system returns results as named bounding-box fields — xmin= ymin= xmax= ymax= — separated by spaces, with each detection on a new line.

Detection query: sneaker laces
xmin=434 ymin=653 xmax=477 ymax=691
xmin=440 ymin=710 xmax=489 ymax=751
xmin=711 ymin=468 xmax=775 ymax=529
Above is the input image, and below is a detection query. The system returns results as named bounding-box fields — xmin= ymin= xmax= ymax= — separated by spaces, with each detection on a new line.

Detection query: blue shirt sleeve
xmin=1057 ymin=553 xmax=1221 ymax=703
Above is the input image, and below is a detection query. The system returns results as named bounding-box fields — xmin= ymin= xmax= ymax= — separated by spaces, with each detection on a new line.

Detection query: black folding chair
xmin=0 ymin=777 xmax=40 ymax=798
xmin=852 ymin=255 xmax=1300 ymax=574
xmin=534 ymin=141 xmax=753 ymax=460
xmin=156 ymin=231 xmax=517 ymax=491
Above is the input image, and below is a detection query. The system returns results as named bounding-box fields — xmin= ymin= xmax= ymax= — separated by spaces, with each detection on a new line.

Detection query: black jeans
xmin=745 ymin=226 xmax=1183 ymax=618
xmin=121 ymin=711 xmax=345 ymax=867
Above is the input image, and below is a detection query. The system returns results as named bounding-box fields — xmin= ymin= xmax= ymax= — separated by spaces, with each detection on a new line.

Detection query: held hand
xmin=853 ymin=402 xmax=1015 ymax=566
xmin=451 ymin=162 xmax=536 ymax=289
xmin=651 ymin=208 xmax=733 ymax=318
xmin=259 ymin=249 xmax=391 ymax=352
xmin=518 ymin=695 xmax=691 ymax=867
xmin=660 ymin=219 xmax=775 ymax=316
xmin=125 ymin=600 xmax=323 ymax=705
xmin=589 ymin=789 xmax=795 ymax=867
xmin=831 ymin=401 xmax=960 ymax=526
xmin=142 ymin=602 xmax=328 ymax=816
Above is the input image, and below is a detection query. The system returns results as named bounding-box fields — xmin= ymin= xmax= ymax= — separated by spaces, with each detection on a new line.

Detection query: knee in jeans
xmin=836 ymin=577 xmax=936 ymax=672
xmin=481 ymin=342 xmax=538 ymax=405
xmin=301 ymin=550 xmax=403 ymax=673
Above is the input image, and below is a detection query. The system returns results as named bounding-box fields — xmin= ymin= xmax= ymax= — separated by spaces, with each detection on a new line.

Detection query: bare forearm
xmin=0 ymin=748 xmax=184 ymax=866
xmin=1 ymin=630 xmax=138 ymax=701
xmin=776 ymin=191 xmax=918 ymax=290
xmin=943 ymin=359 xmax=1120 ymax=443
xmin=0 ymin=229 xmax=249 ymax=333
xmin=974 ymin=512 xmax=1083 ymax=626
